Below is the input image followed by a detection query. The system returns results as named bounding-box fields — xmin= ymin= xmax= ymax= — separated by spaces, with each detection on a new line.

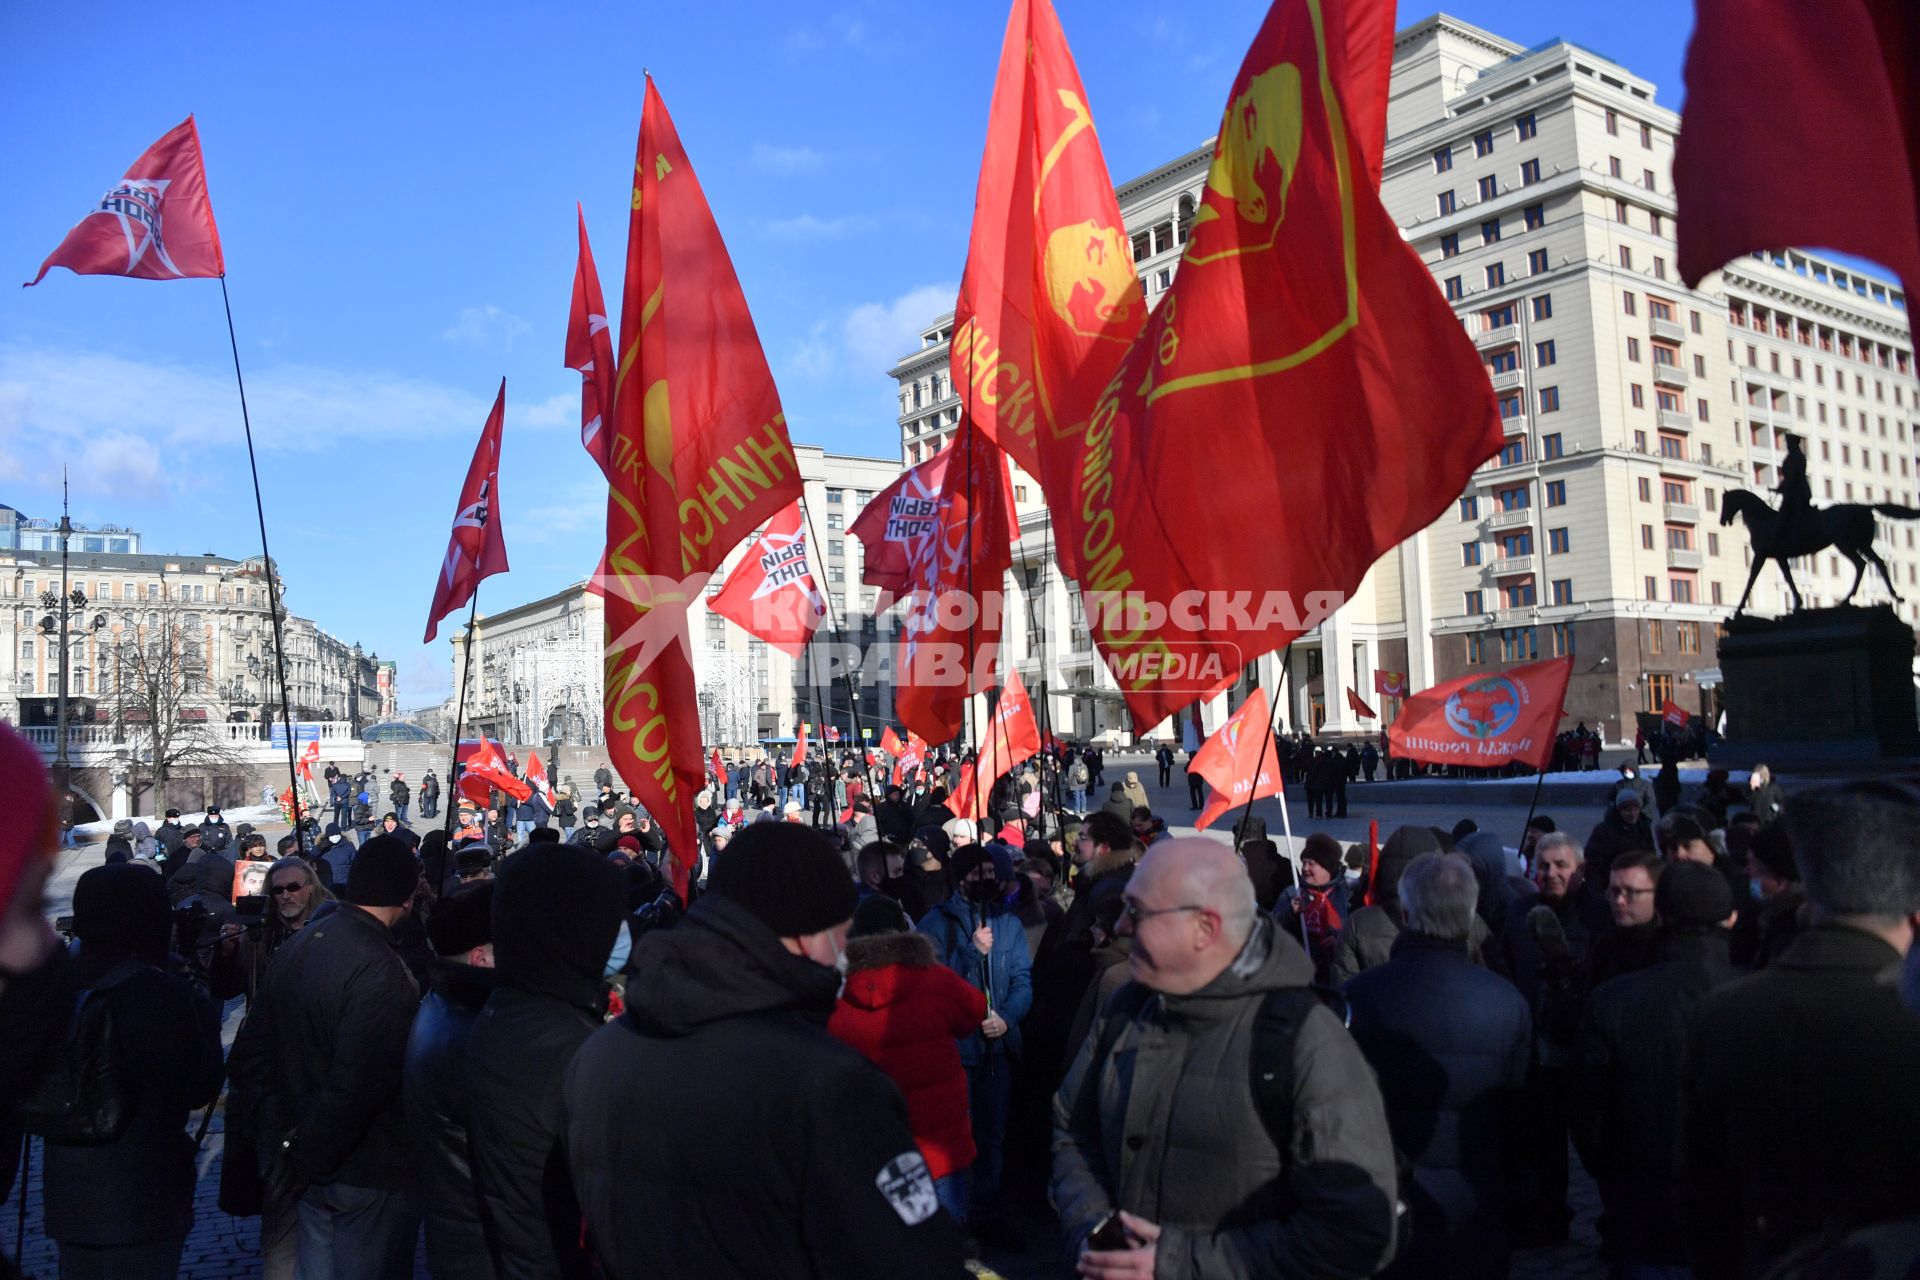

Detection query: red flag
xmin=566 ymin=203 xmax=616 ymax=477
xmin=27 ymin=117 xmax=224 ymax=286
xmin=950 ymin=0 xmax=1145 ymax=484
xmin=950 ymin=670 xmax=1043 ymax=822
xmin=526 ymin=750 xmax=549 ymax=798
xmin=893 ymin=424 xmax=1021 ymax=745
xmin=1192 ymin=688 xmax=1284 ymax=832
xmin=1662 ymin=698 xmax=1690 ymax=729
xmin=710 ymin=748 xmax=728 ymax=787
xmin=826 ymin=725 xmax=841 ymax=743
xmin=893 ymin=732 xmax=928 ymax=787
xmin=879 ymin=726 xmax=904 ymax=758
xmin=1374 ymin=670 xmax=1408 ymax=699
xmin=791 ymin=722 xmax=808 ymax=770
xmin=1675 ymin=0 xmax=1920 ymax=330
xmin=466 ymin=735 xmax=532 ymax=803
xmin=424 ymin=381 xmax=510 ymax=643
xmin=1347 ymin=688 xmax=1377 ymax=720
xmin=707 ymin=503 xmax=825 ymax=658
xmin=295 ymin=739 xmax=319 ymax=782
xmin=1044 ymin=0 xmax=1503 ymax=732
xmin=1389 ymin=656 xmax=1573 ymax=772
xmin=602 ymin=78 xmax=802 ymax=896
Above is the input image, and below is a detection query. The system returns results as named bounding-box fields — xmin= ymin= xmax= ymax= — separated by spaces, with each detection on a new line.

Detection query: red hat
xmin=0 ymin=723 xmax=56 ymax=922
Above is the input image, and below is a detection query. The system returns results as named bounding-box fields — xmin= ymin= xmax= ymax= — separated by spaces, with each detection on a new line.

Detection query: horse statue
xmin=1719 ymin=488 xmax=1920 ymax=615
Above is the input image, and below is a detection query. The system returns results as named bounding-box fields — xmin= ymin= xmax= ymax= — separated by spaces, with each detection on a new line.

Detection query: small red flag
xmin=1662 ymin=698 xmax=1690 ymax=728
xmin=1374 ymin=670 xmax=1408 ymax=699
xmin=950 ymin=670 xmax=1043 ymax=822
xmin=424 ymin=381 xmax=510 ymax=643
xmin=708 ymin=502 xmax=825 ymax=658
xmin=893 ymin=732 xmax=928 ymax=788
xmin=879 ymin=726 xmax=904 ymax=759
xmin=526 ymin=750 xmax=549 ymax=798
xmin=295 ymin=740 xmax=319 ymax=782
xmin=1347 ymin=688 xmax=1377 ymax=720
xmin=466 ymin=735 xmax=532 ymax=803
xmin=1192 ymin=688 xmax=1284 ymax=832
xmin=566 ymin=203 xmax=616 ymax=477
xmin=602 ymin=77 xmax=803 ymax=897
xmin=1675 ymin=0 xmax=1920 ymax=330
xmin=27 ymin=117 xmax=224 ymax=286
xmin=790 ymin=723 xmax=808 ymax=770
xmin=1389 ymin=656 xmax=1573 ymax=773
xmin=710 ymin=748 xmax=727 ymax=787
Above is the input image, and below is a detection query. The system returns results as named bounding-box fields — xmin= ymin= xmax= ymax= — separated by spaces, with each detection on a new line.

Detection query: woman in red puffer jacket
xmin=829 ymin=895 xmax=988 ymax=1223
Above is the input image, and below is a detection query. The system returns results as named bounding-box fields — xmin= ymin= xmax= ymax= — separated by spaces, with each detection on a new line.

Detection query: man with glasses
xmin=1053 ymin=837 xmax=1399 ymax=1279
xmin=212 ymin=856 xmax=333 ymax=1003
xmin=1590 ymin=850 xmax=1666 ymax=987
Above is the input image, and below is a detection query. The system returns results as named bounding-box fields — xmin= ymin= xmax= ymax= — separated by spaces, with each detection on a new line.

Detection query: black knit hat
xmin=346 ymin=833 xmax=421 ymax=907
xmin=708 ymin=822 xmax=857 ymax=937
xmin=427 ymin=881 xmax=494 ymax=955
xmin=1656 ymin=861 xmax=1733 ymax=929
xmin=1301 ymin=832 xmax=1345 ymax=878
xmin=850 ymin=894 xmax=911 ymax=938
xmin=1749 ymin=823 xmax=1798 ymax=883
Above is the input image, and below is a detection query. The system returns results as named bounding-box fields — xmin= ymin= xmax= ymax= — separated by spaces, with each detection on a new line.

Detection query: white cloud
xmin=781 ymin=282 xmax=955 ymax=385
xmin=751 ymin=142 xmax=827 ymax=175
xmin=442 ymin=304 xmax=532 ymax=350
xmin=763 ymin=212 xmax=875 ymax=241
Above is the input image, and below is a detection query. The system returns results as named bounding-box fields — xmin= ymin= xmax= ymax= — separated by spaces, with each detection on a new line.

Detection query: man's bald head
xmin=1124 ymin=837 xmax=1260 ymax=995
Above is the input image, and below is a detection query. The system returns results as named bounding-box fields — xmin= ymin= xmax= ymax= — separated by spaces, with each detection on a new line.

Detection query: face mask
xmin=602 ymin=921 xmax=633 ymax=977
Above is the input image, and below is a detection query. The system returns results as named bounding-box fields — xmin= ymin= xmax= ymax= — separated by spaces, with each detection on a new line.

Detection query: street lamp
xmin=46 ymin=502 xmax=86 ymax=801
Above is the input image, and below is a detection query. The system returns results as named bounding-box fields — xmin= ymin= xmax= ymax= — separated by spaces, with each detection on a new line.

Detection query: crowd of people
xmin=3 ymin=718 xmax=1918 ymax=1280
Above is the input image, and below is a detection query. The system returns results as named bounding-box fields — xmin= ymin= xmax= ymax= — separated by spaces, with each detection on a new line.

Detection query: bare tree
xmin=101 ymin=587 xmax=248 ymax=814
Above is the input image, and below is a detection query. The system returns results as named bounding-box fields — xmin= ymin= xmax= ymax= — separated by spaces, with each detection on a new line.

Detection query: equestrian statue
xmin=1720 ymin=433 xmax=1920 ymax=615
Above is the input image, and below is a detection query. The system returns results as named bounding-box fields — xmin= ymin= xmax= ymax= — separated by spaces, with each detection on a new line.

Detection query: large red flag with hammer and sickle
xmin=1389 ymin=656 xmax=1572 ymax=772
xmin=424 ymin=381 xmax=510 ymax=643
xmin=27 ymin=117 xmax=224 ymax=286
xmin=950 ymin=0 xmax=1145 ymax=488
xmin=1042 ymin=0 xmax=1504 ymax=732
xmin=603 ymin=77 xmax=802 ymax=892
xmin=1192 ymin=687 xmax=1284 ymax=831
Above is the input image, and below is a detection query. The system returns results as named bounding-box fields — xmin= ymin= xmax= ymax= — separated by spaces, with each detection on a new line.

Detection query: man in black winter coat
xmin=229 ymin=835 xmax=425 ymax=1280
xmin=466 ymin=843 xmax=628 ymax=1279
xmin=1575 ymin=863 xmax=1736 ymax=1275
xmin=1584 ymin=788 xmax=1655 ymax=887
xmin=1682 ymin=781 xmax=1920 ymax=1280
xmin=564 ymin=823 xmax=966 ymax=1279
xmin=405 ymin=883 xmax=498 ymax=1280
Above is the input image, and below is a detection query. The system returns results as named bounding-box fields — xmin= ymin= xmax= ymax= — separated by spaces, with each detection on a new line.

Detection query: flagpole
xmin=219 ymin=276 xmax=306 ymax=849
xmin=1234 ymin=644 xmax=1290 ymax=849
xmin=442 ymin=592 xmax=482 ymax=838
xmin=1518 ymin=765 xmax=1548 ymax=854
xmin=796 ymin=499 xmax=869 ymax=768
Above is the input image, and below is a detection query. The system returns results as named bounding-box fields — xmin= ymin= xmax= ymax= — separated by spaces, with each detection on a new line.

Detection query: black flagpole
xmin=443 ymin=593 xmax=482 ymax=839
xmin=219 ymin=276 xmax=306 ymax=849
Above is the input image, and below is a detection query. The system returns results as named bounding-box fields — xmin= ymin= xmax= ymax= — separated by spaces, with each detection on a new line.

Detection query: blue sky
xmin=0 ymin=0 xmax=1698 ymax=707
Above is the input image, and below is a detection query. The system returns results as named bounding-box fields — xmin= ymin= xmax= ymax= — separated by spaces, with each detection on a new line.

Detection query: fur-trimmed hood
xmin=1078 ymin=843 xmax=1139 ymax=883
xmin=845 ymin=930 xmax=937 ymax=976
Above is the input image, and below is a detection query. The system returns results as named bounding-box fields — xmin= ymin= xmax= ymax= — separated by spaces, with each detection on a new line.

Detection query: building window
xmin=1615 ymin=197 xmax=1630 ymax=224
xmin=1707 ymin=531 xmax=1720 ymax=555
xmin=1499 ymin=439 xmax=1527 ymax=466
xmin=1440 ymin=232 xmax=1459 ymax=259
xmin=1466 ymin=633 xmax=1486 ymax=664
xmin=1640 ymin=121 xmax=1654 ymax=147
xmin=1444 ymin=275 xmax=1464 ymax=300
xmin=1651 ymin=212 xmax=1663 ymax=237
xmin=1607 ymin=109 xmax=1619 ymax=136
xmin=1546 ymin=480 xmax=1567 ymax=506
xmin=1529 ymin=248 xmax=1549 ymax=275
xmin=826 ymin=513 xmax=844 ymax=530
xmin=1499 ymin=530 xmax=1534 ymax=558
xmin=1498 ymin=393 xmax=1523 ymax=420
xmin=1524 ymin=202 xmax=1546 ymax=231
xmin=1642 ymin=524 xmax=1656 ymax=549
xmin=1460 ymin=495 xmax=1480 ymax=521
xmin=1532 ymin=294 xmax=1553 ymax=321
xmin=1549 ymin=527 xmax=1572 ymax=554
xmin=1481 ymin=219 xmax=1501 ymax=245
xmin=1659 ymin=433 xmax=1687 ymax=460
xmin=1478 ymin=175 xmax=1498 ymax=200
xmin=1645 ymin=672 xmax=1674 ymax=713
xmin=1670 ymin=576 xmax=1696 ymax=603
xmin=1550 ymin=578 xmax=1574 ymax=605
xmin=1536 ymin=339 xmax=1556 ymax=367
xmin=1434 ymin=147 xmax=1453 ymax=173
xmin=1520 ymin=158 xmax=1542 ymax=185
xmin=1638 ymin=477 xmax=1653 ymax=500
xmin=1624 ymin=291 xmax=1638 ymax=315
xmin=1678 ymin=621 xmax=1701 ymax=654
xmin=1517 ymin=112 xmax=1538 ymax=140
xmin=1643 ymin=169 xmax=1657 ymax=191
xmin=1711 ymin=581 xmax=1724 ymax=605
xmin=1486 ymin=263 xmax=1506 ymax=288
xmin=1465 ymin=590 xmax=1484 ymax=616
xmin=1645 ymin=576 xmax=1659 ymax=600
xmin=1013 ymin=485 xmax=1029 ymax=502
xmin=1503 ymin=580 xmax=1537 ymax=608
xmin=1631 ymin=385 xmax=1646 ymax=407
xmin=1437 ymin=190 xmax=1457 ymax=216
xmin=1619 ymin=245 xmax=1634 ymax=270
xmin=1500 ymin=627 xmax=1538 ymax=661
xmin=1463 ymin=541 xmax=1483 ymax=567
xmin=1610 ymin=156 xmax=1624 ymax=179
xmin=1627 ymin=336 xmax=1641 ymax=362
xmin=1549 ymin=621 xmax=1576 ymax=655
xmin=1475 ymin=130 xmax=1494 ymax=157
xmin=1543 ymin=432 xmax=1564 ymax=458
xmin=1498 ymin=485 xmax=1530 ymax=511
xmin=1491 ymin=349 xmax=1519 ymax=374
xmin=1538 ymin=386 xmax=1560 ymax=413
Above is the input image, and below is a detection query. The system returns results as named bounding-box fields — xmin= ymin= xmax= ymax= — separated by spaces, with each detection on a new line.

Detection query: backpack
xmin=1087 ymin=979 xmax=1412 ymax=1250
xmin=17 ymin=958 xmax=143 ymax=1145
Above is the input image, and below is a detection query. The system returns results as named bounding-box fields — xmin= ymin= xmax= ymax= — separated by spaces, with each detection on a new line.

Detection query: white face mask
xmin=831 ymin=935 xmax=850 ymax=998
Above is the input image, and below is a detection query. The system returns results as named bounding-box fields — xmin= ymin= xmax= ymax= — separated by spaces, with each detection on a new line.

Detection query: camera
xmin=53 ymin=915 xmax=75 ymax=938
xmin=233 ymin=894 xmax=270 ymax=930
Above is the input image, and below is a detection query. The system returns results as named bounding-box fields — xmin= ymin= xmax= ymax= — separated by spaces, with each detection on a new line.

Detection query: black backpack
xmin=16 ymin=958 xmax=142 ymax=1145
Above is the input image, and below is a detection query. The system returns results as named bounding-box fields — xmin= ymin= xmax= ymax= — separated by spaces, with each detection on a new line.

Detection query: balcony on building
xmin=1490 ymin=555 xmax=1535 ymax=577
xmin=1490 ymin=366 xmax=1525 ymax=393
xmin=1652 ymin=362 xmax=1690 ymax=389
xmin=1658 ymin=407 xmax=1694 ymax=432
xmin=1667 ymin=548 xmax=1704 ymax=570
xmin=1494 ymin=607 xmax=1535 ymax=626
xmin=1649 ymin=316 xmax=1686 ymax=343
xmin=1745 ymin=365 xmax=1791 ymax=395
xmin=1475 ymin=324 xmax=1520 ymax=350
xmin=1664 ymin=501 xmax=1701 ymax=523
xmin=1486 ymin=507 xmax=1532 ymax=531
xmin=1744 ymin=400 xmax=1786 ymax=429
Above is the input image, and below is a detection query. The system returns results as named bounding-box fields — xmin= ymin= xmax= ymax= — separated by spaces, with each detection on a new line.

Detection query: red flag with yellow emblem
xmin=950 ymin=0 xmax=1145 ymax=487
xmin=1050 ymin=0 xmax=1502 ymax=732
xmin=603 ymin=77 xmax=803 ymax=894
xmin=1193 ymin=687 xmax=1284 ymax=832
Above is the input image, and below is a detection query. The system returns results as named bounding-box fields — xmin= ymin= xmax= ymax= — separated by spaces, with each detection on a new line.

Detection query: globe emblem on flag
xmin=1443 ymin=676 xmax=1524 ymax=740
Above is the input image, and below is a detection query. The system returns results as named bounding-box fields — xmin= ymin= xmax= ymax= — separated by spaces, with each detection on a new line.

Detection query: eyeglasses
xmin=1607 ymin=885 xmax=1656 ymax=900
xmin=269 ymin=882 xmax=306 ymax=897
xmin=1122 ymin=901 xmax=1206 ymax=925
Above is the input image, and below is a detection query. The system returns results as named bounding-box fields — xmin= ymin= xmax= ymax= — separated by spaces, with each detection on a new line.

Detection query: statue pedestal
xmin=1719 ymin=605 xmax=1919 ymax=767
